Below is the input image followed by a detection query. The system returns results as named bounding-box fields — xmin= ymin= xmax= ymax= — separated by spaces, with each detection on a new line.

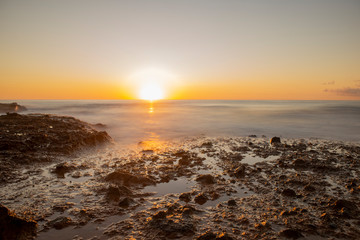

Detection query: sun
xmin=139 ymin=83 xmax=164 ymax=101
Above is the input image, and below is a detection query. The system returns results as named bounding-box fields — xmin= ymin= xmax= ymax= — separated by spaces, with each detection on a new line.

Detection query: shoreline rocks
xmin=0 ymin=113 xmax=111 ymax=183
xmin=0 ymin=102 xmax=27 ymax=113
xmin=0 ymin=204 xmax=37 ymax=240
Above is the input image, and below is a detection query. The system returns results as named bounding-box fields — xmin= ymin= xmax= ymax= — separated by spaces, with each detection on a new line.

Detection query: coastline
xmin=0 ymin=112 xmax=359 ymax=239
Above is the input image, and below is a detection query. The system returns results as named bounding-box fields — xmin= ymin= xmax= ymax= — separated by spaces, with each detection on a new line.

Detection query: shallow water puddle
xmin=143 ymin=177 xmax=195 ymax=197
xmin=241 ymin=154 xmax=278 ymax=165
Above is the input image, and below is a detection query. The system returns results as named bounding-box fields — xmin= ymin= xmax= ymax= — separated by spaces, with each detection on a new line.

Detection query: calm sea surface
xmin=3 ymin=100 xmax=360 ymax=143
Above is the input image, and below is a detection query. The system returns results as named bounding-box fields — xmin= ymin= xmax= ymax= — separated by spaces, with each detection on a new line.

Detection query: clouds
xmin=324 ymin=80 xmax=360 ymax=97
xmin=324 ymin=87 xmax=360 ymax=97
xmin=322 ymin=81 xmax=335 ymax=85
xmin=355 ymin=80 xmax=360 ymax=87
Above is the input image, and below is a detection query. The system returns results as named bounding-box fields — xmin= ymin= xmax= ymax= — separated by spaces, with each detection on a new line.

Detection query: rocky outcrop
xmin=0 ymin=204 xmax=37 ymax=240
xmin=0 ymin=113 xmax=111 ymax=183
xmin=0 ymin=103 xmax=27 ymax=113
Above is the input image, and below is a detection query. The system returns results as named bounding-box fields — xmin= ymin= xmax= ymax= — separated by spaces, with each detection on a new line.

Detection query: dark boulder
xmin=118 ymin=197 xmax=135 ymax=208
xmin=234 ymin=165 xmax=246 ymax=178
xmin=105 ymin=170 xmax=155 ymax=187
xmin=0 ymin=204 xmax=37 ymax=240
xmin=281 ymin=189 xmax=297 ymax=197
xmin=270 ymin=137 xmax=281 ymax=145
xmin=0 ymin=103 xmax=27 ymax=113
xmin=194 ymin=193 xmax=208 ymax=205
xmin=227 ymin=199 xmax=237 ymax=206
xmin=196 ymin=174 xmax=216 ymax=184
xmin=47 ymin=216 xmax=73 ymax=230
xmin=52 ymin=162 xmax=75 ymax=178
xmin=179 ymin=192 xmax=192 ymax=202
xmin=279 ymin=229 xmax=304 ymax=239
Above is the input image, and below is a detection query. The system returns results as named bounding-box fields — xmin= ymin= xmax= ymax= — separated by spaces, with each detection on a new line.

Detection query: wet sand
xmin=0 ymin=114 xmax=359 ymax=239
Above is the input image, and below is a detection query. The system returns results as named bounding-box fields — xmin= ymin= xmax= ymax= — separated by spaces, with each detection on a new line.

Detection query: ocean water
xmin=2 ymin=100 xmax=360 ymax=144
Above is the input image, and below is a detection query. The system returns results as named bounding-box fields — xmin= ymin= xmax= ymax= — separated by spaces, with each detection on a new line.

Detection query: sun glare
xmin=139 ymin=84 xmax=164 ymax=101
xmin=129 ymin=68 xmax=178 ymax=100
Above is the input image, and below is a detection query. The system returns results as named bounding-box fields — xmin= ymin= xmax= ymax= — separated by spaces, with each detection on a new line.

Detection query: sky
xmin=1 ymin=0 xmax=360 ymax=100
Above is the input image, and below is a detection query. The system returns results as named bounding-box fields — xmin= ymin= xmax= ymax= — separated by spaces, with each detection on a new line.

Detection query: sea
xmin=2 ymin=100 xmax=360 ymax=144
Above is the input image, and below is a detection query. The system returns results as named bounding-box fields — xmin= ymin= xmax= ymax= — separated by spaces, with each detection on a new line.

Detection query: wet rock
xmin=105 ymin=185 xmax=133 ymax=202
xmin=0 ymin=103 xmax=27 ymax=113
xmin=141 ymin=149 xmax=154 ymax=154
xmin=47 ymin=216 xmax=73 ymax=230
xmin=270 ymin=137 xmax=281 ymax=145
xmin=147 ymin=210 xmax=195 ymax=238
xmin=234 ymin=165 xmax=246 ymax=178
xmin=304 ymin=184 xmax=316 ymax=192
xmin=281 ymin=188 xmax=296 ymax=197
xmin=179 ymin=156 xmax=192 ymax=165
xmin=196 ymin=231 xmax=217 ymax=240
xmin=194 ymin=193 xmax=208 ymax=205
xmin=216 ymin=232 xmax=234 ymax=240
xmin=227 ymin=199 xmax=237 ymax=206
xmin=280 ymin=208 xmax=298 ymax=216
xmin=330 ymin=199 xmax=359 ymax=217
xmin=152 ymin=210 xmax=167 ymax=220
xmin=179 ymin=192 xmax=192 ymax=202
xmin=196 ymin=174 xmax=216 ymax=184
xmin=254 ymin=221 xmax=270 ymax=229
xmin=279 ymin=229 xmax=304 ymax=239
xmin=201 ymin=142 xmax=213 ymax=148
xmin=118 ymin=197 xmax=134 ymax=208
xmin=0 ymin=113 xmax=111 ymax=183
xmin=0 ymin=204 xmax=37 ymax=240
xmin=52 ymin=162 xmax=75 ymax=178
xmin=293 ymin=159 xmax=307 ymax=168
xmin=105 ymin=170 xmax=155 ymax=186
xmin=181 ymin=206 xmax=196 ymax=216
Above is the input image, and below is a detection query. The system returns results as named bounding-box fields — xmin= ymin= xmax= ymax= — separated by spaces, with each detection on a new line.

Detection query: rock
xmin=281 ymin=188 xmax=296 ymax=197
xmin=196 ymin=174 xmax=216 ymax=184
xmin=47 ymin=216 xmax=72 ymax=230
xmin=152 ymin=210 xmax=167 ymax=220
xmin=105 ymin=170 xmax=155 ymax=186
xmin=217 ymin=232 xmax=234 ymax=240
xmin=304 ymin=184 xmax=316 ymax=192
xmin=194 ymin=193 xmax=208 ymax=205
xmin=270 ymin=137 xmax=281 ymax=145
xmin=179 ymin=192 xmax=192 ymax=202
xmin=293 ymin=159 xmax=307 ymax=168
xmin=254 ymin=221 xmax=270 ymax=229
xmin=248 ymin=135 xmax=257 ymax=138
xmin=106 ymin=185 xmax=133 ymax=202
xmin=279 ymin=229 xmax=304 ymax=239
xmin=331 ymin=199 xmax=358 ymax=211
xmin=118 ymin=197 xmax=134 ymax=208
xmin=179 ymin=156 xmax=192 ymax=165
xmin=234 ymin=165 xmax=246 ymax=178
xmin=0 ymin=204 xmax=37 ymax=240
xmin=0 ymin=113 xmax=111 ymax=183
xmin=330 ymin=199 xmax=359 ymax=217
xmin=147 ymin=210 xmax=195 ymax=238
xmin=0 ymin=103 xmax=27 ymax=113
xmin=197 ymin=231 xmax=217 ymax=240
xmin=280 ymin=208 xmax=298 ymax=216
xmin=52 ymin=162 xmax=75 ymax=178
xmin=201 ymin=142 xmax=213 ymax=148
xmin=227 ymin=199 xmax=237 ymax=206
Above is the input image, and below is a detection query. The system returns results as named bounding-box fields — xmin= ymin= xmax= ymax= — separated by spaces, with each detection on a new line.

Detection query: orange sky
xmin=1 ymin=0 xmax=359 ymax=100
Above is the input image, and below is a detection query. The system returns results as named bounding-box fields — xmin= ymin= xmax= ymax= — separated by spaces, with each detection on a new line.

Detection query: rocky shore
xmin=0 ymin=113 xmax=359 ymax=239
xmin=0 ymin=113 xmax=111 ymax=184
xmin=0 ymin=102 xmax=27 ymax=113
